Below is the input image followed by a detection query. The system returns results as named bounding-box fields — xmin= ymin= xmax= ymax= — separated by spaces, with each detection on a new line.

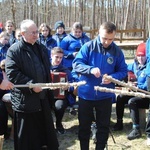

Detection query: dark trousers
xmin=14 ymin=99 xmax=59 ymax=150
xmin=54 ymin=99 xmax=68 ymax=127
xmin=0 ymin=100 xmax=8 ymax=135
xmin=116 ymin=95 xmax=149 ymax=125
xmin=146 ymin=103 xmax=150 ymax=138
xmin=78 ymin=97 xmax=112 ymax=150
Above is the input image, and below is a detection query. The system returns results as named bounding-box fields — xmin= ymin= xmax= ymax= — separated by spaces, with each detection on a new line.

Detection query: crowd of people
xmin=0 ymin=19 xmax=150 ymax=150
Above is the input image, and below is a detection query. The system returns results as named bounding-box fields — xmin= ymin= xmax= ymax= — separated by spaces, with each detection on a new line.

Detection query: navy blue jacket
xmin=52 ymin=32 xmax=67 ymax=47
xmin=39 ymin=34 xmax=57 ymax=58
xmin=5 ymin=31 xmax=16 ymax=48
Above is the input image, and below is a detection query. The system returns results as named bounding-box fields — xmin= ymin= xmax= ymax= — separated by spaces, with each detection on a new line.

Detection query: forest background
xmin=0 ymin=0 xmax=150 ymax=38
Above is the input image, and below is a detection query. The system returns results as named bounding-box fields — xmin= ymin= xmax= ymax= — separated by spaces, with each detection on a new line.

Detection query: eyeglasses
xmin=27 ymin=30 xmax=39 ymax=36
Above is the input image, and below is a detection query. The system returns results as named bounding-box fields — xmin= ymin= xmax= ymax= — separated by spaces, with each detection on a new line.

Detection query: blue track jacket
xmin=72 ymin=35 xmax=127 ymax=101
xmin=60 ymin=32 xmax=90 ymax=68
xmin=39 ymin=34 xmax=57 ymax=59
xmin=128 ymin=61 xmax=147 ymax=90
xmin=52 ymin=32 xmax=67 ymax=47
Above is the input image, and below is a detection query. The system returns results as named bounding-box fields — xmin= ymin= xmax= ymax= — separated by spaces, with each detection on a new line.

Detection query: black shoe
xmin=56 ymin=124 xmax=66 ymax=134
xmin=69 ymin=108 xmax=76 ymax=116
xmin=112 ymin=122 xmax=123 ymax=131
xmin=127 ymin=128 xmax=141 ymax=140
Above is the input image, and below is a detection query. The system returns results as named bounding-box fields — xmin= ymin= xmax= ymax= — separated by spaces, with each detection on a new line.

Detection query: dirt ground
xmin=2 ymin=104 xmax=150 ymax=150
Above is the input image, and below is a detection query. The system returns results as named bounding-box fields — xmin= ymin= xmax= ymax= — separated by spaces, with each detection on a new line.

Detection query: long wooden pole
xmin=13 ymin=81 xmax=86 ymax=89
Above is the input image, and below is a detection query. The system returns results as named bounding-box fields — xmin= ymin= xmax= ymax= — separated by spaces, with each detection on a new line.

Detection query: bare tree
xmin=91 ymin=0 xmax=96 ymax=29
xmin=148 ymin=0 xmax=150 ymax=36
xmin=0 ymin=0 xmax=149 ymax=38
xmin=10 ymin=0 xmax=16 ymax=26
xmin=78 ymin=0 xmax=83 ymax=24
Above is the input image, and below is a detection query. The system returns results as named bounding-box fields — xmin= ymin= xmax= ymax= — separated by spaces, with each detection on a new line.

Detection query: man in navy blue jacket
xmin=73 ymin=21 xmax=127 ymax=150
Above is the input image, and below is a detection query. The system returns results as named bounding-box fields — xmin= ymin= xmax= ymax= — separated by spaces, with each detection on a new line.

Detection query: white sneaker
xmin=147 ymin=138 xmax=150 ymax=146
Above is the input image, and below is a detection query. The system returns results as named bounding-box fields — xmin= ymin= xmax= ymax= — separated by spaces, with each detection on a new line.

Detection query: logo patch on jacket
xmin=107 ymin=57 xmax=113 ymax=64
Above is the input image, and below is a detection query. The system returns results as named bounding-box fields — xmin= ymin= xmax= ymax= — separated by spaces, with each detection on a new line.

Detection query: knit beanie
xmin=136 ymin=43 xmax=146 ymax=56
xmin=54 ymin=21 xmax=65 ymax=30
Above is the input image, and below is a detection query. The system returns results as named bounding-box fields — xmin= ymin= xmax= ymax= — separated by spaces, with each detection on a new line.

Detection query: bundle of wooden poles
xmin=94 ymin=75 xmax=150 ymax=98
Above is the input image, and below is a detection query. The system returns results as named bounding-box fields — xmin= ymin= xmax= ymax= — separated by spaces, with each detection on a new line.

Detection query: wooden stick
xmin=94 ymin=86 xmax=150 ymax=99
xmin=14 ymin=81 xmax=86 ymax=89
xmin=104 ymin=75 xmax=150 ymax=95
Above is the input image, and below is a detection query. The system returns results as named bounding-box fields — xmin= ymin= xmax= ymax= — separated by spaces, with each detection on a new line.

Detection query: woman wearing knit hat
xmin=113 ymin=43 xmax=150 ymax=140
xmin=53 ymin=21 xmax=67 ymax=47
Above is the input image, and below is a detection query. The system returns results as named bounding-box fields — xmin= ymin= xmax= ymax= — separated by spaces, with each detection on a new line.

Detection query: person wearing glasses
xmin=5 ymin=19 xmax=59 ymax=150
xmin=60 ymin=22 xmax=90 ymax=71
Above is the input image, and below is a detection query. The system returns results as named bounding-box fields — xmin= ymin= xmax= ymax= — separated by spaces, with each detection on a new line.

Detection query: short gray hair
xmin=20 ymin=19 xmax=35 ymax=32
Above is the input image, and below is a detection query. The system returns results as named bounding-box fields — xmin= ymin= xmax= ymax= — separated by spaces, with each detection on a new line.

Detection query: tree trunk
xmin=79 ymin=0 xmax=83 ymax=24
xmin=10 ymin=0 xmax=16 ymax=27
xmin=92 ymin=0 xmax=96 ymax=29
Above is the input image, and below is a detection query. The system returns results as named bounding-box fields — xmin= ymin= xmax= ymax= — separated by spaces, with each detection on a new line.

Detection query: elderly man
xmin=5 ymin=19 xmax=59 ymax=150
xmin=73 ymin=21 xmax=127 ymax=150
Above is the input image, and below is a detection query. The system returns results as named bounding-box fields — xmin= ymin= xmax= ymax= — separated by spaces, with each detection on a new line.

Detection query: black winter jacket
xmin=5 ymin=38 xmax=54 ymax=112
